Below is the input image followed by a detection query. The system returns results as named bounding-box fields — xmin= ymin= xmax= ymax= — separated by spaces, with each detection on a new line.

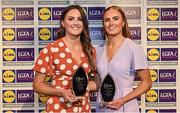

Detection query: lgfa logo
xmin=2 ymin=8 xmax=15 ymax=21
xmin=147 ymin=8 xmax=160 ymax=21
xmin=39 ymin=28 xmax=51 ymax=40
xmin=150 ymin=69 xmax=158 ymax=82
xmin=3 ymin=48 xmax=16 ymax=61
xmin=147 ymin=28 xmax=160 ymax=41
xmin=146 ymin=89 xmax=158 ymax=102
xmin=3 ymin=90 xmax=16 ymax=103
xmin=3 ymin=70 xmax=15 ymax=83
xmin=147 ymin=48 xmax=160 ymax=61
xmin=3 ymin=28 xmax=15 ymax=41
xmin=38 ymin=7 xmax=51 ymax=20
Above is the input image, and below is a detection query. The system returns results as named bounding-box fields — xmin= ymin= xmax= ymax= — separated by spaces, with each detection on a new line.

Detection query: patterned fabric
xmin=33 ymin=38 xmax=92 ymax=113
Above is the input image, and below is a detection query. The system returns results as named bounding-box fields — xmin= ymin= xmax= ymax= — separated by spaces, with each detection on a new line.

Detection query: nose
xmin=109 ymin=20 xmax=113 ymax=25
xmin=74 ymin=19 xmax=78 ymax=25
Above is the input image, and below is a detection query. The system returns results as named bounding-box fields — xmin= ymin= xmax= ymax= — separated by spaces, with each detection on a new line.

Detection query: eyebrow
xmin=104 ymin=15 xmax=119 ymax=19
xmin=67 ymin=16 xmax=82 ymax=18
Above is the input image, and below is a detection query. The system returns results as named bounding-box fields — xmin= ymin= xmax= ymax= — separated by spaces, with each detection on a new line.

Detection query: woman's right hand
xmin=61 ymin=89 xmax=78 ymax=102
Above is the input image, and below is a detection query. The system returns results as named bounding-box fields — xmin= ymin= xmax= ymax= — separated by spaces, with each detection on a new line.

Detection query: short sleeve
xmin=132 ymin=45 xmax=148 ymax=70
xmin=32 ymin=45 xmax=54 ymax=76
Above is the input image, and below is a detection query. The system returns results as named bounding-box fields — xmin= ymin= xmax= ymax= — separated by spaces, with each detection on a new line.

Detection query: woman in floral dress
xmin=33 ymin=5 xmax=100 ymax=113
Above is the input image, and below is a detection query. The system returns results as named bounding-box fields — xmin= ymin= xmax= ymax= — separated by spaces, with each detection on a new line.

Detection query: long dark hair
xmin=57 ymin=5 xmax=95 ymax=70
xmin=103 ymin=5 xmax=131 ymax=38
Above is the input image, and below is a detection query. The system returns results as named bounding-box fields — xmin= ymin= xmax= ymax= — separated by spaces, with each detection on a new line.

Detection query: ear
xmin=61 ymin=20 xmax=65 ymax=28
xmin=123 ymin=22 xmax=125 ymax=27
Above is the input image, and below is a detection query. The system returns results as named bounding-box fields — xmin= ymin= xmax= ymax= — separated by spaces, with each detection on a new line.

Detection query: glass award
xmin=99 ymin=73 xmax=116 ymax=108
xmin=72 ymin=67 xmax=88 ymax=106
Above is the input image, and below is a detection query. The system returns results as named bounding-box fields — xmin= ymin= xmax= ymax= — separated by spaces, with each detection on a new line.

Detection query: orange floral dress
xmin=33 ymin=38 xmax=93 ymax=112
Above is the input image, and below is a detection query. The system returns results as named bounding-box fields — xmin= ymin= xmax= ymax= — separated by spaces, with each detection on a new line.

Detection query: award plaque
xmin=72 ymin=66 xmax=88 ymax=97
xmin=100 ymin=73 xmax=116 ymax=108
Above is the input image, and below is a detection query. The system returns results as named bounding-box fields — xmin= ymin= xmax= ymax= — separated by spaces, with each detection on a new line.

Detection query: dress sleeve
xmin=32 ymin=44 xmax=54 ymax=76
xmin=132 ymin=45 xmax=148 ymax=70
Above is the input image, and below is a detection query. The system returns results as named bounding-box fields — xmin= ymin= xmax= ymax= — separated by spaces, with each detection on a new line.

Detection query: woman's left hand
xmin=106 ymin=98 xmax=125 ymax=110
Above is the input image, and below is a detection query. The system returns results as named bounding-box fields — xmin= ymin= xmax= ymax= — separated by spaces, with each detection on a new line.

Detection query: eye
xmin=68 ymin=18 xmax=73 ymax=21
xmin=67 ymin=16 xmax=74 ymax=21
xmin=78 ymin=17 xmax=83 ymax=21
xmin=113 ymin=16 xmax=119 ymax=20
xmin=104 ymin=18 xmax=109 ymax=22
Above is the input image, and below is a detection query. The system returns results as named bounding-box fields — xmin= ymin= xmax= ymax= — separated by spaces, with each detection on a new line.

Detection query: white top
xmin=96 ymin=38 xmax=148 ymax=112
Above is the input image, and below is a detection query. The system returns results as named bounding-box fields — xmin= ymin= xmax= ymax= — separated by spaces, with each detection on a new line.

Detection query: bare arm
xmin=33 ymin=72 xmax=77 ymax=102
xmin=108 ymin=69 xmax=152 ymax=109
xmin=88 ymin=72 xmax=101 ymax=92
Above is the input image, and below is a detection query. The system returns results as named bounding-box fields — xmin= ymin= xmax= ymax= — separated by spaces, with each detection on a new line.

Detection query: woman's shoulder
xmin=45 ymin=38 xmax=63 ymax=48
xmin=125 ymin=38 xmax=141 ymax=48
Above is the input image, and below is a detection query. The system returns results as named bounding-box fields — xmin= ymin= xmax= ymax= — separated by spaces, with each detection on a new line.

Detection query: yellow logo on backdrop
xmin=147 ymin=48 xmax=160 ymax=61
xmin=146 ymin=89 xmax=158 ymax=102
xmin=147 ymin=109 xmax=158 ymax=113
xmin=40 ymin=110 xmax=46 ymax=113
xmin=150 ymin=69 xmax=158 ymax=82
xmin=39 ymin=8 xmax=51 ymax=20
xmin=39 ymin=28 xmax=51 ymax=40
xmin=4 ymin=110 xmax=15 ymax=113
xmin=147 ymin=8 xmax=159 ymax=21
xmin=2 ymin=8 xmax=15 ymax=21
xmin=3 ymin=28 xmax=15 ymax=41
xmin=39 ymin=94 xmax=49 ymax=103
xmin=147 ymin=28 xmax=160 ymax=41
xmin=3 ymin=90 xmax=16 ymax=103
xmin=3 ymin=48 xmax=16 ymax=61
xmin=3 ymin=70 xmax=15 ymax=83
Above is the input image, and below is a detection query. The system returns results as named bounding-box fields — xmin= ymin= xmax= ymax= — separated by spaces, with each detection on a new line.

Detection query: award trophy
xmin=72 ymin=67 xmax=88 ymax=106
xmin=99 ymin=73 xmax=116 ymax=108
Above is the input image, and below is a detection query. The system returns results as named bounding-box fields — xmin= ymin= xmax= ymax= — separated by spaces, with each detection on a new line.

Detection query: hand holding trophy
xmin=99 ymin=73 xmax=116 ymax=108
xmin=71 ymin=66 xmax=88 ymax=106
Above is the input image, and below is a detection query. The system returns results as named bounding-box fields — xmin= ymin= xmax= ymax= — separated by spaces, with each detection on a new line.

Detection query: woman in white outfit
xmin=96 ymin=5 xmax=152 ymax=112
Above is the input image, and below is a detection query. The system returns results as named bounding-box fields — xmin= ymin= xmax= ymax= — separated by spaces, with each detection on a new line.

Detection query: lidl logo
xmin=3 ymin=90 xmax=16 ymax=103
xmin=147 ymin=8 xmax=160 ymax=21
xmin=146 ymin=109 xmax=158 ymax=113
xmin=3 ymin=48 xmax=16 ymax=61
xmin=146 ymin=89 xmax=158 ymax=102
xmin=39 ymin=94 xmax=49 ymax=103
xmin=147 ymin=48 xmax=160 ymax=61
xmin=38 ymin=7 xmax=51 ymax=20
xmin=2 ymin=8 xmax=15 ymax=21
xmin=3 ymin=110 xmax=15 ymax=113
xmin=39 ymin=110 xmax=46 ymax=113
xmin=39 ymin=28 xmax=51 ymax=40
xmin=3 ymin=70 xmax=15 ymax=83
xmin=147 ymin=28 xmax=160 ymax=41
xmin=150 ymin=69 xmax=158 ymax=82
xmin=3 ymin=28 xmax=15 ymax=41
